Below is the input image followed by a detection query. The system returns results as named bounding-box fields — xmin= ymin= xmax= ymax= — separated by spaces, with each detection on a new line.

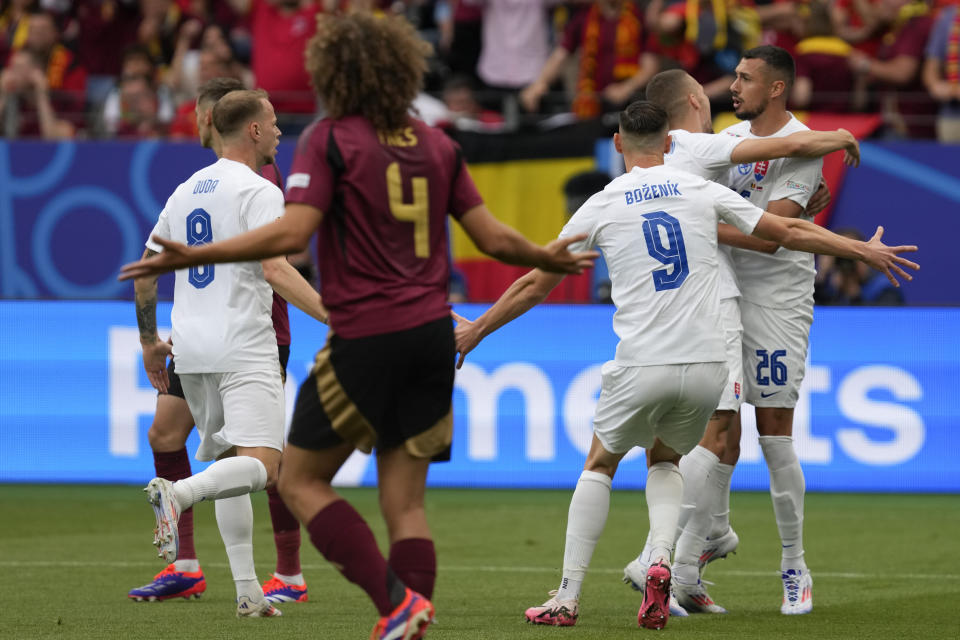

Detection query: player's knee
xmin=147 ymin=420 xmax=186 ymax=452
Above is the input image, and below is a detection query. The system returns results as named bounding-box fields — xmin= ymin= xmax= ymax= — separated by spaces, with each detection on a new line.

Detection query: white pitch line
xmin=1 ymin=560 xmax=958 ymax=581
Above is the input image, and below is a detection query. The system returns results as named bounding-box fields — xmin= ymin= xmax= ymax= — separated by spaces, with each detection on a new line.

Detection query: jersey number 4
xmin=386 ymin=162 xmax=430 ymax=258
xmin=641 ymin=211 xmax=689 ymax=291
xmin=186 ymin=208 xmax=214 ymax=289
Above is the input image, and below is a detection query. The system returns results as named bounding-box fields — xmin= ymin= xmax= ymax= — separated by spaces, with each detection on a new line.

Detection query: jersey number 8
xmin=641 ymin=211 xmax=689 ymax=291
xmin=186 ymin=208 xmax=215 ymax=289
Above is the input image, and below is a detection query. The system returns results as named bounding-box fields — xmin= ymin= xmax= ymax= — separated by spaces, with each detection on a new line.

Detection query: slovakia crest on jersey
xmin=754 ymin=161 xmax=769 ymax=182
xmin=734 ymin=382 xmax=741 ymax=399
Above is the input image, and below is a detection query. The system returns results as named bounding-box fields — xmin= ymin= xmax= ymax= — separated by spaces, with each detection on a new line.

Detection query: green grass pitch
xmin=1 ymin=485 xmax=958 ymax=639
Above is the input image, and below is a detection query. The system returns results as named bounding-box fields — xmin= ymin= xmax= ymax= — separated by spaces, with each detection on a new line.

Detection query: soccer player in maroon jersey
xmin=129 ymin=77 xmax=323 ymax=605
xmin=120 ymin=13 xmax=597 ymax=638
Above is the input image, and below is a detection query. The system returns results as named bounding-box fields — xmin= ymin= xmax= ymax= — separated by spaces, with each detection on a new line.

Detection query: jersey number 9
xmin=641 ymin=211 xmax=689 ymax=291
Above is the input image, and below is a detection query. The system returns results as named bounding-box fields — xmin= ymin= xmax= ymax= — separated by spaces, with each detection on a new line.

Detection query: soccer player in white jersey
xmin=140 ymin=90 xmax=323 ymax=618
xmin=452 ymin=101 xmax=917 ymax=631
xmin=714 ymin=45 xmax=835 ymax=615
xmin=622 ymin=68 xmax=861 ymax=614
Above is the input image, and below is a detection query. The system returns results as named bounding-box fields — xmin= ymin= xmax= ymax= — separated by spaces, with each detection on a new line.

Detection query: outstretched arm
xmin=453 ymin=268 xmax=565 ymax=368
xmin=133 ymin=248 xmax=172 ymax=392
xmin=730 ymin=129 xmax=859 ymax=167
xmin=119 ymin=203 xmax=322 ymax=281
xmin=752 ymin=216 xmax=919 ymax=286
xmin=262 ymin=257 xmax=328 ymax=324
xmin=457 ymin=204 xmax=598 ymax=274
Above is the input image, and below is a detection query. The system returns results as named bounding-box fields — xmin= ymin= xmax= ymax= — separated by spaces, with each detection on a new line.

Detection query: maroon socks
xmin=267 ymin=485 xmax=302 ymax=576
xmin=153 ymin=448 xmax=195 ymax=560
xmin=389 ymin=538 xmax=436 ymax=600
xmin=307 ymin=500 xmax=405 ymax=615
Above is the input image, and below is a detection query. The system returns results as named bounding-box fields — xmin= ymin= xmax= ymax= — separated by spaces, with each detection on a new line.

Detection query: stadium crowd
xmin=1 ymin=0 xmax=958 ymax=142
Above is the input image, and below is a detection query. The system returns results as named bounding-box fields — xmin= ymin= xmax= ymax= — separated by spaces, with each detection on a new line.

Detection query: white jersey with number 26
xmin=147 ymin=158 xmax=283 ymax=374
xmin=559 ymin=163 xmax=764 ymax=366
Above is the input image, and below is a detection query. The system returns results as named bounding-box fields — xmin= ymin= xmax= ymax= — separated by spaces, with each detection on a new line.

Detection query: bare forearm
xmin=718 ymin=223 xmax=778 ymax=253
xmin=189 ymin=216 xmax=309 ymax=265
xmin=134 ymin=250 xmax=161 ymax=342
xmin=763 ymin=218 xmax=865 ymax=260
xmin=473 ymin=270 xmax=562 ymax=341
xmin=263 ymin=258 xmax=327 ymax=323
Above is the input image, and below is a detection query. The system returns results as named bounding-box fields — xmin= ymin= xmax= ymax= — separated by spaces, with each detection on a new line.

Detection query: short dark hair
xmin=197 ymin=77 xmax=246 ymax=109
xmin=742 ymin=45 xmax=795 ymax=89
xmin=212 ymin=89 xmax=268 ymax=138
xmin=644 ymin=69 xmax=696 ymax=124
xmin=618 ymin=101 xmax=669 ymax=151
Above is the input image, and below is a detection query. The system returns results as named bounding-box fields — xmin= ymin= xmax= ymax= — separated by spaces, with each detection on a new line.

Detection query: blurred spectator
xmin=0 ymin=0 xmax=37 ymax=62
xmin=440 ymin=73 xmax=504 ymax=130
xmin=226 ymin=0 xmax=320 ymax=130
xmin=100 ymin=46 xmax=174 ymax=137
xmin=831 ymin=0 xmax=884 ymax=56
xmin=471 ymin=0 xmax=555 ymax=112
xmin=521 ymin=0 xmax=659 ymax=119
xmin=848 ymin=0 xmax=935 ymax=137
xmin=167 ymin=21 xmax=251 ymax=103
xmin=814 ymin=228 xmax=905 ymax=305
xmin=0 ymin=47 xmax=74 ymax=137
xmin=439 ymin=0 xmax=484 ymax=82
xmin=923 ymin=1 xmax=960 ymax=142
xmin=563 ymin=169 xmax=612 ymax=302
xmin=793 ymin=0 xmax=863 ymax=111
xmin=751 ymin=0 xmax=802 ymax=53
xmin=105 ymin=72 xmax=170 ymax=137
xmin=12 ymin=10 xmax=86 ymax=132
xmin=646 ymin=0 xmax=756 ymax=103
xmin=137 ymin=0 xmax=184 ymax=68
xmin=73 ymin=1 xmax=141 ymax=108
xmin=168 ymin=47 xmax=244 ymax=138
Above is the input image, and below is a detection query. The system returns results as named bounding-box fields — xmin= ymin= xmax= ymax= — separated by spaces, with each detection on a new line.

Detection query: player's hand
xmin=119 ymin=236 xmax=196 ymax=281
xmin=141 ymin=337 xmax=172 ymax=392
xmin=451 ymin=310 xmax=481 ymax=370
xmin=805 ymin=181 xmax=831 ymax=216
xmin=839 ymin=129 xmax=860 ymax=167
xmin=861 ymin=226 xmax=919 ymax=287
xmin=539 ymin=234 xmax=599 ymax=274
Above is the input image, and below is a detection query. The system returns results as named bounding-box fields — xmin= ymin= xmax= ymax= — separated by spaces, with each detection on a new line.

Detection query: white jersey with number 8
xmin=147 ymin=158 xmax=283 ymax=374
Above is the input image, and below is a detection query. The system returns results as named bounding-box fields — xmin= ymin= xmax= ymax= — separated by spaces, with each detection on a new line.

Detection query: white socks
xmin=646 ymin=462 xmax=684 ymax=566
xmin=215 ymin=494 xmax=263 ymax=600
xmin=708 ymin=462 xmax=735 ymax=538
xmin=171 ymin=456 xmax=268 ymax=511
xmin=173 ymin=559 xmax=200 ymax=573
xmin=759 ymin=435 xmax=806 ymax=571
xmin=673 ymin=447 xmax=720 ymax=583
xmin=557 ymin=470 xmax=612 ymax=601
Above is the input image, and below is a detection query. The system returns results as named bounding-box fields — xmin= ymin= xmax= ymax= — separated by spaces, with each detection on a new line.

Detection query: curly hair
xmin=306 ymin=12 xmax=431 ymax=133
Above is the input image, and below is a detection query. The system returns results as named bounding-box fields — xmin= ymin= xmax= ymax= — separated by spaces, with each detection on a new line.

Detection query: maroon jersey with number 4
xmin=285 ymin=116 xmax=484 ymax=339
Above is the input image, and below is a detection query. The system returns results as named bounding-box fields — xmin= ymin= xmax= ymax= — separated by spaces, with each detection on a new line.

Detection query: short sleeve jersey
xmin=665 ymin=129 xmax=742 ymax=300
xmin=285 ymin=116 xmax=484 ymax=339
xmin=720 ymin=116 xmax=823 ymax=308
xmin=147 ymin=158 xmax=282 ymax=373
xmin=559 ymin=163 xmax=763 ymax=366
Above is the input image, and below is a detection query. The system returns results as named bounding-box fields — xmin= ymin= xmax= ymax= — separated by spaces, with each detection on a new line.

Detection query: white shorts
xmin=740 ymin=300 xmax=814 ymax=408
xmin=717 ymin=297 xmax=744 ymax=412
xmin=593 ymin=361 xmax=727 ymax=456
xmin=180 ymin=370 xmax=285 ymax=461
